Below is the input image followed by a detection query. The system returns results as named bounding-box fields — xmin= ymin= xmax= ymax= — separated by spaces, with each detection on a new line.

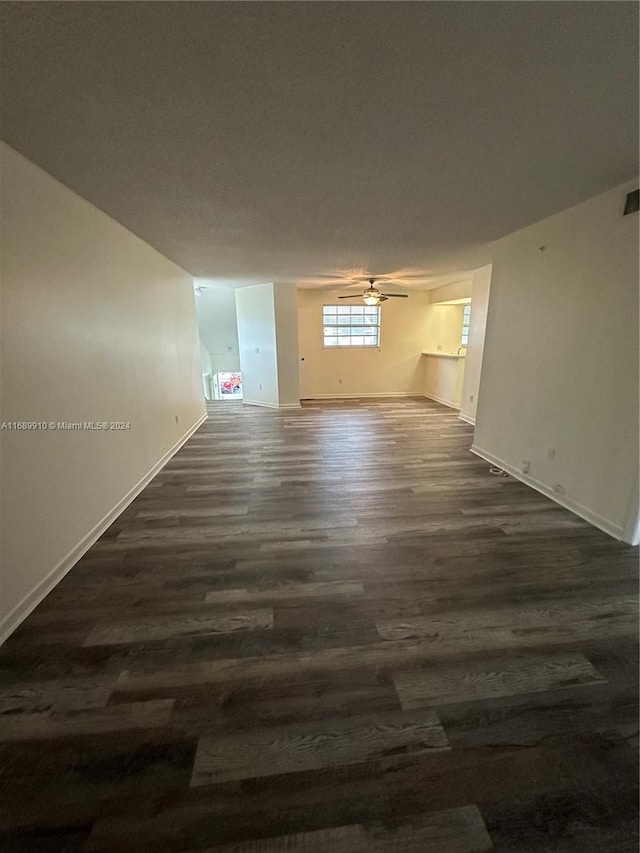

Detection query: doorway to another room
xmin=194 ymin=282 xmax=243 ymax=404
xmin=213 ymin=371 xmax=243 ymax=400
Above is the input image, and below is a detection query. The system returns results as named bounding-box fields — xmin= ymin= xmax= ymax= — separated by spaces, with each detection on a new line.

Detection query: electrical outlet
xmin=469 ymin=394 xmax=474 ymax=403
xmin=547 ymin=447 xmax=556 ymax=460
xmin=522 ymin=459 xmax=531 ymax=474
xmin=338 ymin=378 xmax=343 ymax=384
xmin=553 ymin=483 xmax=565 ymax=495
xmin=254 ymin=347 xmax=260 ymax=355
xmin=175 ymin=414 xmax=179 ymax=424
xmin=258 ymin=383 xmax=263 ymax=390
xmin=226 ymin=346 xmax=233 ymax=353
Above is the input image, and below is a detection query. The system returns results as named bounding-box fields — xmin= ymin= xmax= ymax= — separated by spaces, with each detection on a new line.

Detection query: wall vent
xmin=623 ymin=188 xmax=639 ymax=216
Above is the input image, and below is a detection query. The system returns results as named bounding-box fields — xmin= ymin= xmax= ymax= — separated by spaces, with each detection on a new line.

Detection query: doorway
xmin=213 ymin=371 xmax=243 ymax=400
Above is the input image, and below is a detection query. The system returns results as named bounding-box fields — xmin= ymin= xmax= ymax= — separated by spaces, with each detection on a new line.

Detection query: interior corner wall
xmin=429 ymin=280 xmax=472 ymax=304
xmin=297 ymin=289 xmax=430 ymax=398
xmin=423 ymin=304 xmax=466 ymax=352
xmin=198 ymin=335 xmax=212 ymax=373
xmin=421 ymin=302 xmax=466 ymax=408
xmin=0 ymin=143 xmax=206 ymax=643
xmin=198 ymin=336 xmax=213 ymax=399
xmin=195 ymin=286 xmax=241 ymax=374
xmin=459 ymin=264 xmax=492 ymax=423
xmin=474 ymin=179 xmax=639 ymax=541
xmin=273 ymin=283 xmax=301 ymax=407
xmin=235 ymin=283 xmax=280 ymax=407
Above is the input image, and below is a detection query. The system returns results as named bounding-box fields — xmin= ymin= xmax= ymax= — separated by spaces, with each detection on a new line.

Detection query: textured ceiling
xmin=1 ymin=2 xmax=637 ymax=288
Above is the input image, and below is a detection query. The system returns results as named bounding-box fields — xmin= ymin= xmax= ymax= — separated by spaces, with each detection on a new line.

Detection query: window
xmin=323 ymin=304 xmax=380 ymax=347
xmin=461 ymin=303 xmax=471 ymax=346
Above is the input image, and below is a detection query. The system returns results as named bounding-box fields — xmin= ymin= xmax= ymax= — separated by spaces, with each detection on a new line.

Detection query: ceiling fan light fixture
xmin=337 ymin=277 xmax=408 ymax=304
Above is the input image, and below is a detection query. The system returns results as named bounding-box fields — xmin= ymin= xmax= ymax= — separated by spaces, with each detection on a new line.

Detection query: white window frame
xmin=461 ymin=303 xmax=471 ymax=347
xmin=322 ymin=304 xmax=381 ymax=348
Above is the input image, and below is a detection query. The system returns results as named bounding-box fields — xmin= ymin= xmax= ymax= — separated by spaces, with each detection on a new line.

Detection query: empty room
xmin=0 ymin=3 xmax=638 ymax=852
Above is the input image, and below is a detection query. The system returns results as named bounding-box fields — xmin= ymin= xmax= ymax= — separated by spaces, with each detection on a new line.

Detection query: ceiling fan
xmin=338 ymin=278 xmax=409 ymax=306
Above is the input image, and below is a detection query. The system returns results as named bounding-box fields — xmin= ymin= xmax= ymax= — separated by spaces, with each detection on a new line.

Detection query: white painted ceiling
xmin=1 ymin=3 xmax=637 ymax=289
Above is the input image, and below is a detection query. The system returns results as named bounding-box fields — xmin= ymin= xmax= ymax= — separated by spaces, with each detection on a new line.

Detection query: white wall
xmin=235 ymin=284 xmax=279 ymax=407
xmin=297 ymin=289 xmax=430 ymax=398
xmin=0 ymin=143 xmax=206 ymax=642
xmin=194 ymin=285 xmax=241 ymax=374
xmin=423 ymin=355 xmax=464 ymax=408
xmin=460 ymin=264 xmax=492 ymax=423
xmin=198 ymin=335 xmax=212 ymax=374
xmin=422 ymin=292 xmax=468 ymax=408
xmin=236 ymin=283 xmax=300 ymax=408
xmin=423 ymin=303 xmax=466 ymax=354
xmin=474 ymin=179 xmax=639 ymax=542
xmin=198 ymin=336 xmax=213 ymax=400
xmin=429 ymin=279 xmax=473 ymax=304
xmin=274 ymin=282 xmax=301 ymax=407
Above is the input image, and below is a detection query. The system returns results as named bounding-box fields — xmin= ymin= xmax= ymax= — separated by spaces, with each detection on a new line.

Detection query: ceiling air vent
xmin=623 ymin=188 xmax=639 ymax=215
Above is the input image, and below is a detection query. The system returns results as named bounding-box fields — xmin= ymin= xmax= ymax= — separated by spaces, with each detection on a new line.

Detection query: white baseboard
xmin=470 ymin=443 xmax=625 ymax=542
xmin=423 ymin=392 xmax=460 ymax=410
xmin=458 ymin=412 xmax=476 ymax=426
xmin=0 ymin=412 xmax=208 ymax=647
xmin=303 ymin=392 xmax=422 ymax=400
xmin=622 ymin=480 xmax=639 ymax=545
xmin=243 ymin=400 xmax=279 ymax=409
xmin=242 ymin=400 xmax=301 ymax=409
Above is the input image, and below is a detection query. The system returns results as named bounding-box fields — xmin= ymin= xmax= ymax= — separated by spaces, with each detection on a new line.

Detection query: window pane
xmin=322 ymin=305 xmax=380 ymax=347
xmin=461 ymin=304 xmax=471 ymax=347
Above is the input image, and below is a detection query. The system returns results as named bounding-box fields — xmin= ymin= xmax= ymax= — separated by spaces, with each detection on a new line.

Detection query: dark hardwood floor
xmin=0 ymin=397 xmax=637 ymax=852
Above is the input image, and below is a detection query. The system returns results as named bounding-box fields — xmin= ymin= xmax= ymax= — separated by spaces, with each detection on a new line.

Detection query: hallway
xmin=0 ymin=398 xmax=637 ymax=851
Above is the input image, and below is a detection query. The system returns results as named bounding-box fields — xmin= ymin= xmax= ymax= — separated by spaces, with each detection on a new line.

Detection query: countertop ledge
xmin=422 ymin=351 xmax=467 ymax=359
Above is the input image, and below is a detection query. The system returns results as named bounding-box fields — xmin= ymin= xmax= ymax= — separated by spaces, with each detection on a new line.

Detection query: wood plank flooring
xmin=191 ymin=708 xmax=450 ymax=786
xmin=0 ymin=397 xmax=637 ymax=851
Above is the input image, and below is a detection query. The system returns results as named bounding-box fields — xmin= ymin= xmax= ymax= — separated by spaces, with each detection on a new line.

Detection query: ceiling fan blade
xmin=381 ymin=293 xmax=409 ymax=298
xmin=338 ymin=294 xmax=362 ymax=299
xmin=378 ymin=295 xmax=389 ymax=302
